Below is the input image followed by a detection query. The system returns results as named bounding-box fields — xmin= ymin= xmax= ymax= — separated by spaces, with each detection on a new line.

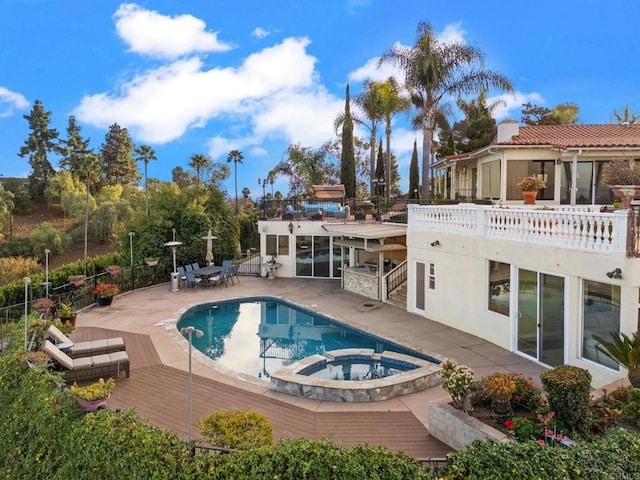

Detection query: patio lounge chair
xmin=43 ymin=339 xmax=130 ymax=382
xmin=46 ymin=325 xmax=125 ymax=359
xmin=229 ymin=264 xmax=240 ymax=285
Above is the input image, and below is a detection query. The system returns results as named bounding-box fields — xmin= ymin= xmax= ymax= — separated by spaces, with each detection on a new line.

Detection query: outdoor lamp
xmin=288 ymin=221 xmax=294 ymax=234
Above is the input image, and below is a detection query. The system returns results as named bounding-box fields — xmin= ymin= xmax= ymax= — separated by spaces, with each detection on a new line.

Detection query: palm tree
xmin=227 ymin=150 xmax=244 ymax=217
xmin=189 ymin=154 xmax=209 ymax=189
xmin=134 ymin=144 xmax=156 ymax=215
xmin=380 ymin=21 xmax=513 ymax=200
xmin=76 ymin=153 xmax=100 ymax=275
xmin=378 ymin=77 xmax=410 ymax=202
xmin=335 ymin=80 xmax=384 ymax=195
xmin=593 ymin=331 xmax=640 ymax=387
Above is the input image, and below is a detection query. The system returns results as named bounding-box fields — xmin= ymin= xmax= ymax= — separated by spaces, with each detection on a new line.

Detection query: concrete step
xmin=385 ymin=282 xmax=407 ymax=310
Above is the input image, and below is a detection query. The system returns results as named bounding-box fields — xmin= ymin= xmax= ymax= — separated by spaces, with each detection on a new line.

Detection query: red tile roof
xmin=497 ymin=124 xmax=640 ymax=148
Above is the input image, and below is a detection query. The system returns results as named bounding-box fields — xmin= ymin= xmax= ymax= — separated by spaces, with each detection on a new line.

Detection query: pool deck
xmin=72 ymin=276 xmax=547 ymax=458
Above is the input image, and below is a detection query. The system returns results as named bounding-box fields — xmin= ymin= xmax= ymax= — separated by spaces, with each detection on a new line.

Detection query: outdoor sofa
xmin=43 ymin=339 xmax=130 ymax=382
xmin=46 ymin=324 xmax=126 ymax=359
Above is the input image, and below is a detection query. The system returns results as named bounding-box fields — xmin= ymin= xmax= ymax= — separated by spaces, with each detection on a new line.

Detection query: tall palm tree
xmin=134 ymin=144 xmax=156 ymax=215
xmin=189 ymin=154 xmax=209 ymax=189
xmin=335 ymin=81 xmax=384 ymax=195
xmin=378 ymin=77 xmax=410 ymax=202
xmin=76 ymin=153 xmax=100 ymax=275
xmin=227 ymin=150 xmax=244 ymax=217
xmin=380 ymin=21 xmax=513 ymax=200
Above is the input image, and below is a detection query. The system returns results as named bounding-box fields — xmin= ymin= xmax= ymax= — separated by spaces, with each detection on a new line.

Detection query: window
xmin=266 ymin=235 xmax=290 ymax=256
xmin=428 ymin=262 xmax=436 ymax=290
xmin=488 ymin=261 xmax=510 ymax=316
xmin=582 ymin=280 xmax=620 ymax=370
xmin=507 ymin=160 xmax=555 ymax=201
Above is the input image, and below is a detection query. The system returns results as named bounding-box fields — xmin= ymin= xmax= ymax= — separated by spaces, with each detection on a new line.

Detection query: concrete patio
xmin=71 ymin=275 xmax=547 ymax=458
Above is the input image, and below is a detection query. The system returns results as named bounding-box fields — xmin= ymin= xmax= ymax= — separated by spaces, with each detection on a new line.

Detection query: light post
xmin=258 ymin=177 xmax=267 ymax=219
xmin=128 ymin=232 xmax=135 ymax=289
xmin=43 ymin=248 xmax=50 ymax=297
xmin=180 ymin=325 xmax=204 ymax=443
xmin=23 ymin=277 xmax=31 ymax=351
xmin=164 ymin=240 xmax=183 ymax=292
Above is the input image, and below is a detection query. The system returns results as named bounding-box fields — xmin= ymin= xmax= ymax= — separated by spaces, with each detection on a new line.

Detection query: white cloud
xmin=488 ymin=91 xmax=544 ymax=120
xmin=114 ymin=3 xmax=233 ymax=59
xmin=74 ymin=34 xmax=340 ymax=156
xmin=251 ymin=27 xmax=270 ymax=39
xmin=438 ymin=22 xmax=466 ymax=45
xmin=0 ymin=87 xmax=29 ymax=117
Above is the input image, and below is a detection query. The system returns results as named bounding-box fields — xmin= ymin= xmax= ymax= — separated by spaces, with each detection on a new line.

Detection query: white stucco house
xmin=407 ymin=120 xmax=640 ymax=387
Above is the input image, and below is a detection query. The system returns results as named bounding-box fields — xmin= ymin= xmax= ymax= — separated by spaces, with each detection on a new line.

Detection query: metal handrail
xmin=385 ymin=260 xmax=407 ymax=298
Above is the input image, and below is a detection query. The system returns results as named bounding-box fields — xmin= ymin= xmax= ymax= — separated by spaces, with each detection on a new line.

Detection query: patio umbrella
xmin=202 ymin=229 xmax=217 ymax=265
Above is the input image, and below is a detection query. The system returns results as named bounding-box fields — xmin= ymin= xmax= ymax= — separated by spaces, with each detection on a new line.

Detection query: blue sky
xmin=1 ymin=0 xmax=639 ymax=197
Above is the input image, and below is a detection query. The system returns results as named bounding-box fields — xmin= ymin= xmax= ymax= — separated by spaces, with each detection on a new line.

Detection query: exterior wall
xmin=343 ymin=269 xmax=379 ymax=300
xmin=407 ymin=205 xmax=639 ymax=388
xmin=258 ymin=221 xmax=330 ymax=278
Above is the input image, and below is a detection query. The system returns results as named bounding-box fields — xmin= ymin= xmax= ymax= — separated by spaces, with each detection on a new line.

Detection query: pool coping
xmin=270 ymin=348 xmax=443 ymax=402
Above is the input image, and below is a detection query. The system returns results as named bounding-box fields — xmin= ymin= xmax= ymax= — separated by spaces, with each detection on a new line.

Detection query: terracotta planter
xmin=61 ymin=315 xmax=77 ymax=328
xmin=96 ymin=296 xmax=114 ymax=307
xmin=522 ymin=190 xmax=538 ymax=205
xmin=609 ymin=185 xmax=640 ymax=209
xmin=76 ymin=396 xmax=108 ymax=412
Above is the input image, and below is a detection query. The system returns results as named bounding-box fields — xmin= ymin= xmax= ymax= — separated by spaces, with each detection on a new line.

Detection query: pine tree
xmin=409 ymin=140 xmax=420 ymax=200
xmin=100 ymin=123 xmax=139 ymax=186
xmin=340 ymin=84 xmax=356 ymax=198
xmin=60 ymin=116 xmax=94 ymax=176
xmin=374 ymin=139 xmax=385 ymax=198
xmin=18 ymin=100 xmax=60 ymax=200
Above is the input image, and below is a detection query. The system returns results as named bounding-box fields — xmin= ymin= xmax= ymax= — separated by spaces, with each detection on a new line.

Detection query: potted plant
xmin=517 ymin=176 xmax=546 ymax=205
xmin=93 ymin=282 xmax=120 ymax=307
xmin=23 ymin=351 xmax=51 ymax=368
xmin=57 ymin=302 xmax=77 ymax=328
xmin=483 ymin=372 xmax=516 ymax=424
xmin=68 ymin=274 xmax=86 ymax=286
xmin=145 ymin=258 xmax=159 ymax=267
xmin=33 ymin=297 xmax=56 ymax=314
xmin=601 ymin=159 xmax=640 ymax=208
xmin=106 ymin=265 xmax=121 ymax=276
xmin=70 ymin=377 xmax=115 ymax=412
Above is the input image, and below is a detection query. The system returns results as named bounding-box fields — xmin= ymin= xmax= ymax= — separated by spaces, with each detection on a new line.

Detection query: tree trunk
xmin=370 ymin=129 xmax=376 ymax=196
xmin=385 ymin=121 xmax=391 ymax=203
xmin=629 ymin=367 xmax=640 ymax=388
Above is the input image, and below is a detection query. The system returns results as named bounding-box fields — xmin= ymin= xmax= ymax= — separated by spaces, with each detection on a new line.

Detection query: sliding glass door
xmin=517 ymin=270 xmax=565 ymax=366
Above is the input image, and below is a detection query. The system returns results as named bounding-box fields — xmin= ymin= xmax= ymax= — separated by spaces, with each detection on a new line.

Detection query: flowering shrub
xmin=511 ymin=374 xmax=541 ymax=410
xmin=93 ymin=283 xmax=120 ymax=298
xmin=517 ymin=175 xmax=546 ymax=191
xmin=441 ymin=358 xmax=475 ymax=411
xmin=504 ymin=417 xmax=537 ymax=442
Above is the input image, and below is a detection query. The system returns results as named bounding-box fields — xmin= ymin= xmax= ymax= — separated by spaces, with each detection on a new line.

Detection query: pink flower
xmin=546 ymin=429 xmax=553 ymax=436
xmin=538 ymin=439 xmax=545 ymax=445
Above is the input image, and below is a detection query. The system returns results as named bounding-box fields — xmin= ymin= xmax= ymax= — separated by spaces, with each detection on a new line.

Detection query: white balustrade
xmin=409 ymin=204 xmax=628 ymax=253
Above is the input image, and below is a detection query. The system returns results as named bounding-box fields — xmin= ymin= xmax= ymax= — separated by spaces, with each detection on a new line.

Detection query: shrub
xmin=441 ymin=358 xmax=475 ymax=411
xmin=511 ymin=373 xmax=542 ymax=410
xmin=623 ymin=387 xmax=640 ymax=427
xmin=199 ymin=409 xmax=273 ymax=450
xmin=442 ymin=428 xmax=640 ymax=479
xmin=541 ymin=365 xmax=592 ymax=435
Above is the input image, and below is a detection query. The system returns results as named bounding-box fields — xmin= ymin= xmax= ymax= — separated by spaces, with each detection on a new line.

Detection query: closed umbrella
xmin=202 ymin=229 xmax=217 ymax=265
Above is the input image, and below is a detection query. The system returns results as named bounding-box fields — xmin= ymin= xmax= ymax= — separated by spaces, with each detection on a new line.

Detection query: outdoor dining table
xmin=192 ymin=265 xmax=224 ymax=279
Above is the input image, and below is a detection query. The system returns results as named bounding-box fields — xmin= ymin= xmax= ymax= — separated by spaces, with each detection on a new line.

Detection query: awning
xmin=322 ymin=223 xmax=407 ymax=239
xmin=332 ymin=238 xmax=406 ymax=252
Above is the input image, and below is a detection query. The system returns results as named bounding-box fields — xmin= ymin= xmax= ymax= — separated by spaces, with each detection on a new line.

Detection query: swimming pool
xmin=176 ymin=296 xmax=439 ymax=382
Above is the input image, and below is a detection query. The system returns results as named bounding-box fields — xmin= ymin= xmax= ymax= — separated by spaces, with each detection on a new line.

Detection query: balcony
xmin=409 ymin=204 xmax=636 ymax=255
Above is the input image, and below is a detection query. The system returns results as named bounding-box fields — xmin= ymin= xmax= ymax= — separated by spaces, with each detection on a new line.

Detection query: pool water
xmin=303 ymin=360 xmax=410 ymax=381
xmin=176 ymin=297 xmax=436 ymax=381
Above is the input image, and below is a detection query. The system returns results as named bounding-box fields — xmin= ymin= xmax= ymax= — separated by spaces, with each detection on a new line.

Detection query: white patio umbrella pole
xmin=180 ymin=326 xmax=203 ymax=443
xmin=202 ymin=229 xmax=217 ymax=266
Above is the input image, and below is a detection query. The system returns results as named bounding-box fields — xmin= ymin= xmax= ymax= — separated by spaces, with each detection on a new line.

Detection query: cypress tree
xmin=340 ymin=84 xmax=356 ymax=198
xmin=409 ymin=140 xmax=420 ymax=200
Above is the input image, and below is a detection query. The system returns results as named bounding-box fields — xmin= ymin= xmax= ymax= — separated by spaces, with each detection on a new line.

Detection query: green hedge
xmin=442 ymin=429 xmax=640 ymax=479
